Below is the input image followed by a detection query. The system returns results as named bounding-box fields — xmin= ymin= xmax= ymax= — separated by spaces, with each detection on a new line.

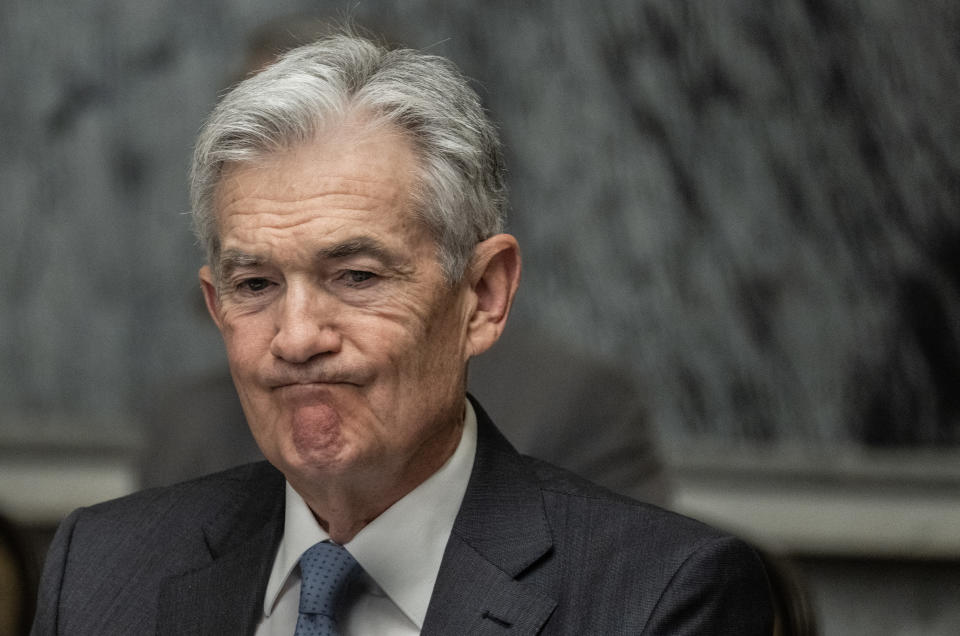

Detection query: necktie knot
xmin=295 ymin=542 xmax=362 ymax=635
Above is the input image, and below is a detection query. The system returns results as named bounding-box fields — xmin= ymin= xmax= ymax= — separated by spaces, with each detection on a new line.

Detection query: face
xmin=199 ymin=125 xmax=477 ymax=493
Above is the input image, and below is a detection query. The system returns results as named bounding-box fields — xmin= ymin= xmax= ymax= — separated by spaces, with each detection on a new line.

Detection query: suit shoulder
xmin=78 ymin=461 xmax=281 ymax=528
xmin=51 ymin=461 xmax=283 ymax=588
xmin=520 ymin=456 xmax=772 ymax=631
xmin=35 ymin=463 xmax=283 ymax=634
xmin=527 ymin=454 xmax=742 ymax=556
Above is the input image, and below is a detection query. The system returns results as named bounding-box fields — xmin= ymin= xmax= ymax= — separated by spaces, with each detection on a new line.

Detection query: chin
xmin=287 ymin=401 xmax=343 ymax=452
xmin=270 ymin=434 xmax=350 ymax=481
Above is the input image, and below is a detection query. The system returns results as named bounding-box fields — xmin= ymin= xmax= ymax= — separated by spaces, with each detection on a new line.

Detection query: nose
xmin=269 ymin=282 xmax=342 ymax=364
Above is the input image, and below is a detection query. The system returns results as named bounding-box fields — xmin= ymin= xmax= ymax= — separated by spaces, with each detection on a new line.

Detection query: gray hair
xmin=190 ymin=33 xmax=506 ymax=282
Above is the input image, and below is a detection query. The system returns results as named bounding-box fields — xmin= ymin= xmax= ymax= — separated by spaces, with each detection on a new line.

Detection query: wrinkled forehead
xmin=211 ymin=119 xmax=425 ymax=229
xmin=207 ymin=123 xmax=446 ymax=280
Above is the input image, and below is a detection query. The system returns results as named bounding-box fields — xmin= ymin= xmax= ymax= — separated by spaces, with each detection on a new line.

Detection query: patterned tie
xmin=294 ymin=542 xmax=362 ymax=636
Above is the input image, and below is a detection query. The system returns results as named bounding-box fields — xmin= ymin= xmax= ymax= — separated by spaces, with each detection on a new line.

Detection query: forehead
xmin=212 ymin=124 xmax=423 ymax=241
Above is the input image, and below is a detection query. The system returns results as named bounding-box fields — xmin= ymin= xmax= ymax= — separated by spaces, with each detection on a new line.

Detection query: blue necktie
xmin=294 ymin=542 xmax=362 ymax=636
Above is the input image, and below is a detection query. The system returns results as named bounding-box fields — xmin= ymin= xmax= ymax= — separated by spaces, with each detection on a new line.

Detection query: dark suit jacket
xmin=32 ymin=403 xmax=772 ymax=635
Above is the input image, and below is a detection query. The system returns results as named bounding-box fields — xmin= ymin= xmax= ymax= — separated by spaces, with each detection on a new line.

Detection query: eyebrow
xmin=217 ymin=237 xmax=410 ymax=278
xmin=220 ymin=249 xmax=262 ymax=266
xmin=217 ymin=249 xmax=264 ymax=277
xmin=316 ymin=237 xmax=401 ymax=267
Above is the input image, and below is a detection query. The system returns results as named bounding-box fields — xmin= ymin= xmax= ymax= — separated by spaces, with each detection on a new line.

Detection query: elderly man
xmin=32 ymin=34 xmax=772 ymax=635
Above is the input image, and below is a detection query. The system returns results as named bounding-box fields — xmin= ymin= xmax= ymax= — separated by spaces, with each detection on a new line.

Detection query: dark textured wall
xmin=3 ymin=0 xmax=959 ymax=448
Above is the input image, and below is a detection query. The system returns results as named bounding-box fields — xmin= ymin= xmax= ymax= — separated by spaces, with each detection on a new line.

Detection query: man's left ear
xmin=464 ymin=233 xmax=521 ymax=358
xmin=198 ymin=264 xmax=225 ymax=332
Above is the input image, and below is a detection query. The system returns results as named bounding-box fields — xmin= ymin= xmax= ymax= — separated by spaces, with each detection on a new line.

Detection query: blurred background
xmin=2 ymin=0 xmax=959 ymax=634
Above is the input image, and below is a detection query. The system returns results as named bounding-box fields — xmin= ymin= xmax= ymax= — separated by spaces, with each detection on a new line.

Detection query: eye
xmin=236 ymin=278 xmax=273 ymax=293
xmin=340 ymin=270 xmax=377 ymax=287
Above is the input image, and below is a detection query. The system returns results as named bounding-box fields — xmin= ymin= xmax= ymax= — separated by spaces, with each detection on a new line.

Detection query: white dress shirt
xmin=255 ymin=400 xmax=478 ymax=635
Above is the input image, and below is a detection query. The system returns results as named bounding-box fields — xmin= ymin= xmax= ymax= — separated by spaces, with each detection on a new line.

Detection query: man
xmin=140 ymin=17 xmax=671 ymax=508
xmin=32 ymin=33 xmax=772 ymax=634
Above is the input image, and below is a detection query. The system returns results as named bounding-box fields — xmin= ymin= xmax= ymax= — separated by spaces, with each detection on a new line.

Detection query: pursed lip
xmin=269 ymin=379 xmax=359 ymax=391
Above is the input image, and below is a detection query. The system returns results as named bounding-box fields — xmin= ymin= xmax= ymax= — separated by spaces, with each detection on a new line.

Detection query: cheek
xmin=396 ymin=314 xmax=468 ymax=391
xmin=221 ymin=316 xmax=271 ymax=369
xmin=224 ymin=340 xmax=255 ymax=380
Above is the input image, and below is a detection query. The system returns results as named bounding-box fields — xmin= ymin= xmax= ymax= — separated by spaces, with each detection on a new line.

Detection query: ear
xmin=464 ymin=233 xmax=521 ymax=358
xmin=198 ymin=265 xmax=225 ymax=331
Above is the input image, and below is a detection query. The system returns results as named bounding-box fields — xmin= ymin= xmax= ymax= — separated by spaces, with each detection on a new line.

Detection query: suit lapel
xmin=422 ymin=399 xmax=558 ymax=635
xmin=423 ymin=534 xmax=556 ymax=635
xmin=156 ymin=463 xmax=285 ymax=636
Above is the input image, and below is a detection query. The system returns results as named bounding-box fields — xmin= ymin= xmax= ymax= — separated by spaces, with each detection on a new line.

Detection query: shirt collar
xmin=263 ymin=399 xmax=478 ymax=628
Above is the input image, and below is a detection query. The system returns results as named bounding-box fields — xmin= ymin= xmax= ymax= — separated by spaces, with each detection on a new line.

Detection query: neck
xmin=289 ymin=418 xmax=465 ymax=544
